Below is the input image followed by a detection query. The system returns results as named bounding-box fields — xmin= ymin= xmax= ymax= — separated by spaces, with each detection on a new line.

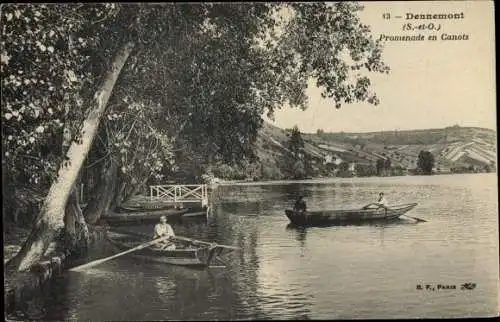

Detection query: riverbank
xmin=4 ymin=225 xmax=108 ymax=320
xmin=4 ymin=224 xmax=31 ymax=316
xmin=4 ymin=225 xmax=31 ymax=265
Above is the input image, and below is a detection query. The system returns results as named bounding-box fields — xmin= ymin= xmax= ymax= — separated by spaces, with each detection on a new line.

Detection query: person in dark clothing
xmin=293 ymin=195 xmax=307 ymax=212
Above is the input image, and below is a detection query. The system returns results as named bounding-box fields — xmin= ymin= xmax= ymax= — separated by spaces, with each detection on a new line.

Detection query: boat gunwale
xmin=285 ymin=203 xmax=418 ymax=216
xmin=105 ymin=232 xmax=211 ymax=254
xmin=118 ymin=204 xmax=175 ymax=212
xmin=284 ymin=203 xmax=418 ymax=226
xmin=101 ymin=209 xmax=191 ymax=225
xmin=104 ymin=235 xmax=214 ymax=267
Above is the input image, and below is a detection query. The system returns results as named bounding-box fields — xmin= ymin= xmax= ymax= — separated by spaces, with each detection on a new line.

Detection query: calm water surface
xmin=41 ymin=173 xmax=498 ymax=320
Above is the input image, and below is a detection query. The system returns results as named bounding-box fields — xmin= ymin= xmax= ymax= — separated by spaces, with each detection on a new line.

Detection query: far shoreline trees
xmin=286 ymin=125 xmax=307 ymax=179
xmin=417 ymin=150 xmax=435 ymax=175
xmin=376 ymin=157 xmax=392 ymax=176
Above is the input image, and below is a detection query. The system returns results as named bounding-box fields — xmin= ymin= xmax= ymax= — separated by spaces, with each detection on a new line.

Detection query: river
xmin=39 ymin=173 xmax=498 ymax=320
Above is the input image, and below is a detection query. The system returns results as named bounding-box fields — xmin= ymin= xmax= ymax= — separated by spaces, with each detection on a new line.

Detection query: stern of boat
xmin=165 ymin=243 xmax=230 ymax=268
xmin=397 ymin=202 xmax=418 ymax=212
xmin=285 ymin=209 xmax=314 ymax=226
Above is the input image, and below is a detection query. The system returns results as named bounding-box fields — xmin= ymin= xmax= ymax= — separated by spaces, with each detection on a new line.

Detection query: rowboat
xmin=106 ymin=230 xmax=231 ymax=267
xmin=101 ymin=208 xmax=190 ymax=226
xmin=285 ymin=203 xmax=418 ymax=226
xmin=180 ymin=206 xmax=210 ymax=218
xmin=118 ymin=203 xmax=174 ymax=212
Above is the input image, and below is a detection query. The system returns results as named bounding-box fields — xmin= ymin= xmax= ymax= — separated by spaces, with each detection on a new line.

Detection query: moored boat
xmin=105 ymin=230 xmax=230 ymax=267
xmin=101 ymin=208 xmax=190 ymax=226
xmin=181 ymin=206 xmax=210 ymax=219
xmin=285 ymin=203 xmax=418 ymax=226
xmin=118 ymin=203 xmax=175 ymax=212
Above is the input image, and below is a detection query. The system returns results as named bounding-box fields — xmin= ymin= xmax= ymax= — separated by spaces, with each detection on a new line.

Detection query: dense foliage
xmin=1 ymin=4 xmax=120 ymax=221
xmin=284 ymin=126 xmax=307 ymax=179
xmin=417 ymin=150 xmax=435 ymax=174
xmin=2 ymin=3 xmax=389 ymax=223
xmin=376 ymin=157 xmax=391 ymax=175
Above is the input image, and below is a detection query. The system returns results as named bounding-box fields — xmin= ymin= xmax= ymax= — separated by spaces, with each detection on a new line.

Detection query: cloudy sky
xmin=265 ymin=1 xmax=495 ymax=133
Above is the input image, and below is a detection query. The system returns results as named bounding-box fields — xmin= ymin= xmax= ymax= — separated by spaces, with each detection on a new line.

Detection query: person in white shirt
xmin=363 ymin=192 xmax=389 ymax=210
xmin=376 ymin=192 xmax=388 ymax=208
xmin=153 ymin=216 xmax=176 ymax=250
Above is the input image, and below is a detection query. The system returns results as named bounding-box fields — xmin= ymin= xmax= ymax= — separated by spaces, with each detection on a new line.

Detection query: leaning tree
xmin=2 ymin=2 xmax=389 ymax=272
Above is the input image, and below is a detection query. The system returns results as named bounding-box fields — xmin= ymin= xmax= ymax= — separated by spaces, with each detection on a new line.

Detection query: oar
xmin=110 ymin=228 xmax=239 ymax=250
xmin=401 ymin=214 xmax=427 ymax=222
xmin=70 ymin=236 xmax=169 ymax=272
xmin=171 ymin=236 xmax=240 ymax=250
xmin=361 ymin=204 xmax=427 ymax=223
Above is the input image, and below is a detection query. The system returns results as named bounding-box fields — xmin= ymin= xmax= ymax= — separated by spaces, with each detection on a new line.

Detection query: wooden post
xmin=80 ymin=184 xmax=84 ymax=203
xmin=202 ymin=185 xmax=205 ymax=208
xmin=205 ymin=185 xmax=209 ymax=207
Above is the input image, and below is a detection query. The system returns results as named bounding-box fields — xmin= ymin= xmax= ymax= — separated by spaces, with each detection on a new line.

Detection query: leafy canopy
xmin=2 ymin=3 xmax=388 ymax=193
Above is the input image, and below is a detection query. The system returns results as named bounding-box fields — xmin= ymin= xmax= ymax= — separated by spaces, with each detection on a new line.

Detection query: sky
xmin=265 ymin=1 xmax=496 ymax=133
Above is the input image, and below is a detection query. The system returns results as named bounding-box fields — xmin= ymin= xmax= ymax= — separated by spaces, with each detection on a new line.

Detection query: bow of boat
xmin=391 ymin=203 xmax=418 ymax=214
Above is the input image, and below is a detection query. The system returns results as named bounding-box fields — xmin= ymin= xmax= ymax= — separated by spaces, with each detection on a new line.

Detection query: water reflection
xmin=39 ymin=174 xmax=498 ymax=320
xmin=285 ymin=225 xmax=308 ymax=248
xmin=379 ymin=226 xmax=385 ymax=247
xmin=281 ymin=182 xmax=306 ymax=200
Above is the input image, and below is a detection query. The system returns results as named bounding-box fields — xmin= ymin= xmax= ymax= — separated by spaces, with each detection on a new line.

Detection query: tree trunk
xmin=113 ymin=174 xmax=149 ymax=208
xmin=64 ymin=185 xmax=90 ymax=252
xmin=84 ymin=160 xmax=118 ymax=224
xmin=114 ymin=180 xmax=128 ymax=208
xmin=127 ymin=176 xmax=149 ymax=201
xmin=11 ymin=41 xmax=135 ymax=272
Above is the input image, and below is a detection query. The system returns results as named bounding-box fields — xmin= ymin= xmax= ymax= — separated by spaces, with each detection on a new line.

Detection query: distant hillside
xmin=304 ymin=126 xmax=496 ymax=146
xmin=205 ymin=122 xmax=496 ymax=182
xmin=249 ymin=122 xmax=496 ymax=179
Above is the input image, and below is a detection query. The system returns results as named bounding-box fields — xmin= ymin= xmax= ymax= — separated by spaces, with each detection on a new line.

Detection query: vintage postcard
xmin=2 ymin=1 xmax=498 ymax=320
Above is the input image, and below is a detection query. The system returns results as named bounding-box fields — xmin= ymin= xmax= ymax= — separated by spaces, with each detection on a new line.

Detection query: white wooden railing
xmin=149 ymin=184 xmax=209 ymax=208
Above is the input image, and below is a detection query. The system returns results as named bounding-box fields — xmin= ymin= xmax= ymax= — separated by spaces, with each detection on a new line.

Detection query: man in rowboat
xmin=376 ymin=192 xmax=388 ymax=208
xmin=363 ymin=192 xmax=389 ymax=210
xmin=293 ymin=195 xmax=307 ymax=213
xmin=153 ymin=215 xmax=176 ymax=250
